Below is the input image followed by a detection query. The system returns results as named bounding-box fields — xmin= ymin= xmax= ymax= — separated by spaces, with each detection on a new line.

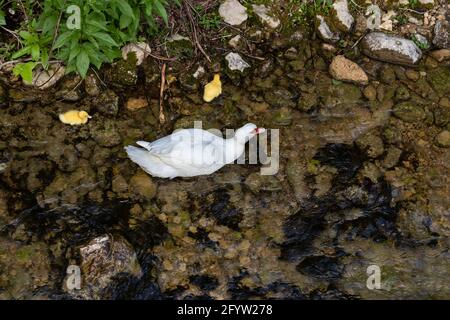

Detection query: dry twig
xmin=159 ymin=63 xmax=167 ymax=124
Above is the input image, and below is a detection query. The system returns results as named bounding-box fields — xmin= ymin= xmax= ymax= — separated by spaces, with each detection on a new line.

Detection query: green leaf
xmin=19 ymin=31 xmax=33 ymax=42
xmin=92 ymin=32 xmax=118 ymax=47
xmin=120 ymin=14 xmax=132 ymax=29
xmin=11 ymin=46 xmax=32 ymax=59
xmin=154 ymin=0 xmax=168 ymax=25
xmin=0 ymin=10 xmax=6 ymax=26
xmin=31 ymin=44 xmax=40 ymax=61
xmin=76 ymin=49 xmax=90 ymax=78
xmin=53 ymin=31 xmax=74 ymax=49
xmin=116 ymin=0 xmax=134 ymax=18
xmin=86 ymin=19 xmax=109 ymax=32
xmin=12 ymin=62 xmax=38 ymax=82
xmin=42 ymin=15 xmax=57 ymax=35
xmin=68 ymin=45 xmax=81 ymax=62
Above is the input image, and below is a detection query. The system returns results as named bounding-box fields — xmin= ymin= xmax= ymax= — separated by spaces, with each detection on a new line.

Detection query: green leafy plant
xmin=0 ymin=1 xmax=6 ymax=26
xmin=7 ymin=0 xmax=179 ymax=80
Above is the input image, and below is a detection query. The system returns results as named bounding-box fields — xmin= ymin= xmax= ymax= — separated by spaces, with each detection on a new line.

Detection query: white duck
xmin=125 ymin=123 xmax=265 ymax=179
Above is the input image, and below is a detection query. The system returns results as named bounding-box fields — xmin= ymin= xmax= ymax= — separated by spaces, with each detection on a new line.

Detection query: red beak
xmin=252 ymin=128 xmax=266 ymax=134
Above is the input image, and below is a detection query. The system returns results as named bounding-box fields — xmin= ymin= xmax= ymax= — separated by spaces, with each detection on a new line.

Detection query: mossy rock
xmin=393 ymin=102 xmax=426 ymax=123
xmin=427 ymin=67 xmax=450 ymax=97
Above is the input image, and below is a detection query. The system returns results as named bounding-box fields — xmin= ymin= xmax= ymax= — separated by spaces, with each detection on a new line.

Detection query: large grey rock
xmin=361 ymin=32 xmax=422 ymax=66
xmin=433 ymin=19 xmax=450 ymax=49
xmin=332 ymin=0 xmax=354 ymax=32
xmin=219 ymin=0 xmax=248 ymax=26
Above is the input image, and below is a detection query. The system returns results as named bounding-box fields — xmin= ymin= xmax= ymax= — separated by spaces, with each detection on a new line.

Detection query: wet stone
xmin=435 ymin=130 xmax=450 ymax=148
xmin=244 ymin=172 xmax=282 ymax=193
xmin=129 ymin=171 xmax=157 ymax=200
xmin=393 ymin=102 xmax=426 ymax=123
xmin=93 ymin=90 xmax=119 ymax=116
xmin=75 ymin=235 xmax=142 ymax=299
xmin=356 ymin=131 xmax=385 ymax=159
xmin=361 ymin=32 xmax=422 ymax=66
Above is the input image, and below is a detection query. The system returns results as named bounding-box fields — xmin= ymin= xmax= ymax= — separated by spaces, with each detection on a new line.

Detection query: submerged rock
xmin=355 ymin=131 xmax=384 ymax=158
xmin=435 ymin=130 xmax=450 ymax=148
xmin=0 ymin=240 xmax=51 ymax=299
xmin=93 ymin=90 xmax=119 ymax=116
xmin=76 ymin=235 xmax=142 ymax=299
xmin=361 ymin=32 xmax=422 ymax=66
xmin=225 ymin=52 xmax=250 ymax=73
xmin=252 ymin=4 xmax=280 ymax=29
xmin=329 ymin=55 xmax=368 ymax=85
xmin=129 ymin=171 xmax=157 ymax=200
xmin=126 ymin=97 xmax=148 ymax=111
xmin=331 ymin=0 xmax=354 ymax=32
xmin=430 ymin=49 xmax=450 ymax=62
xmin=244 ymin=172 xmax=281 ymax=193
xmin=219 ymin=0 xmax=248 ymax=26
xmin=393 ymin=102 xmax=426 ymax=122
xmin=426 ymin=67 xmax=450 ymax=96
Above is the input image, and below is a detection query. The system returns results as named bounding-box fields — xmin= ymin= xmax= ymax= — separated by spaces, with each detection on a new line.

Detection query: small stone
xmin=331 ymin=0 xmax=354 ymax=32
xmin=252 ymin=4 xmax=280 ymax=29
xmin=126 ymin=97 xmax=148 ymax=110
xmin=329 ymin=55 xmax=369 ymax=85
xmin=418 ymin=0 xmax=434 ymax=10
xmin=363 ymin=85 xmax=377 ymax=101
xmin=380 ymin=20 xmax=393 ymax=32
xmin=121 ymin=42 xmax=151 ymax=66
xmin=219 ymin=0 xmax=248 ymax=26
xmin=430 ymin=49 xmax=450 ymax=62
xmin=435 ymin=130 xmax=450 ymax=147
xmin=228 ymin=35 xmax=242 ymax=48
xmin=129 ymin=171 xmax=157 ymax=199
xmin=393 ymin=102 xmax=426 ymax=122
xmin=244 ymin=172 xmax=281 ymax=193
xmin=85 ymin=73 xmax=101 ymax=96
xmin=225 ymin=52 xmax=250 ymax=73
xmin=93 ymin=90 xmax=119 ymax=116
xmin=316 ymin=15 xmax=339 ymax=43
xmin=405 ymin=69 xmax=420 ymax=81
xmin=382 ymin=146 xmax=402 ymax=168
xmin=356 ymin=131 xmax=384 ymax=158
xmin=433 ymin=18 xmax=450 ymax=49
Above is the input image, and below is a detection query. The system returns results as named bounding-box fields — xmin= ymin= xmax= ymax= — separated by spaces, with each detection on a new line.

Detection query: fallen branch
xmin=159 ymin=63 xmax=166 ymax=124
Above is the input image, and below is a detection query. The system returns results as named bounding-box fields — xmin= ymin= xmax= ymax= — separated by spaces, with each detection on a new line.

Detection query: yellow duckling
xmin=203 ymin=74 xmax=222 ymax=102
xmin=59 ymin=110 xmax=91 ymax=125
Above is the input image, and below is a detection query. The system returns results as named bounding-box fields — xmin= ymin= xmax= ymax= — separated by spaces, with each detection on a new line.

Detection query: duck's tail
xmin=124 ymin=146 xmax=176 ymax=178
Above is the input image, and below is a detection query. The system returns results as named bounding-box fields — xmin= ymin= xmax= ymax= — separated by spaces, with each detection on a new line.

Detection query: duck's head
xmin=235 ymin=123 xmax=266 ymax=142
xmin=78 ymin=111 xmax=91 ymax=121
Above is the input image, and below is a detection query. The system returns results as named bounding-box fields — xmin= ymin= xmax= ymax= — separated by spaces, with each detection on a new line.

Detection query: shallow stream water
xmin=0 ymin=35 xmax=449 ymax=299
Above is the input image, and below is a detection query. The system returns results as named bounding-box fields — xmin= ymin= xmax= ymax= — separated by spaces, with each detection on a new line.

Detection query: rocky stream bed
xmin=0 ymin=0 xmax=449 ymax=299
